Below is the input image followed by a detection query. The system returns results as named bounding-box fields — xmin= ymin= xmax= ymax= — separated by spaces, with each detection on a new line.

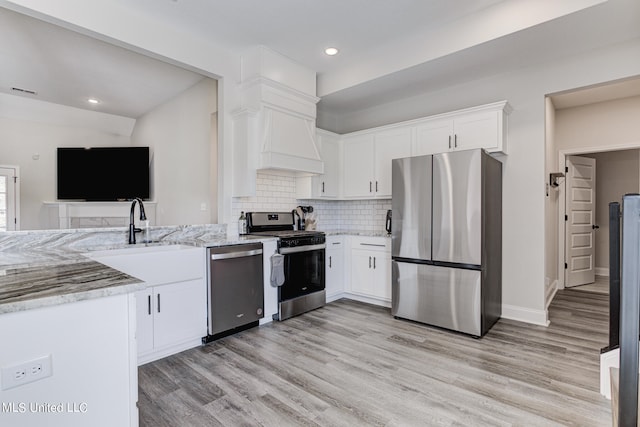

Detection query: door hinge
xmin=564 ymin=263 xmax=568 ymax=269
xmin=565 ymin=215 xmax=568 ymax=221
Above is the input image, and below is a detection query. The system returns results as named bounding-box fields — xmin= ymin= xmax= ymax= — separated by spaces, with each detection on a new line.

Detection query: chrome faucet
xmin=128 ymin=198 xmax=147 ymax=244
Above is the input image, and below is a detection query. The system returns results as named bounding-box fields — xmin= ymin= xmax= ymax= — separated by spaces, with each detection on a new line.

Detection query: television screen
xmin=57 ymin=147 xmax=150 ymax=201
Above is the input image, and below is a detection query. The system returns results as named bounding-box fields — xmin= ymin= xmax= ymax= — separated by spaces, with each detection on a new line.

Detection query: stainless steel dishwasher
xmin=204 ymin=242 xmax=264 ymax=341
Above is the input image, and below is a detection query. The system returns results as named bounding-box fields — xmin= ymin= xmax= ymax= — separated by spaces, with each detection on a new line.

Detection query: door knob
xmin=592 ymin=225 xmax=600 ymax=229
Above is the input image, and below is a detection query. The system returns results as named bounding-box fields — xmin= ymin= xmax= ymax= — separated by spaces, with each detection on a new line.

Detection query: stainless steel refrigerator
xmin=391 ymin=149 xmax=502 ymax=337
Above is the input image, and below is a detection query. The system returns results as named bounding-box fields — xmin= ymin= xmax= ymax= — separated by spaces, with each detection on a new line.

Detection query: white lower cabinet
xmin=136 ymin=279 xmax=207 ymax=360
xmin=347 ymin=237 xmax=392 ymax=304
xmin=88 ymin=246 xmax=207 ymax=365
xmin=325 ymin=236 xmax=344 ymax=301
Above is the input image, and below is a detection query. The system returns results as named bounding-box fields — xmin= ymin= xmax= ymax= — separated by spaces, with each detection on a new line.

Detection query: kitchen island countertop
xmin=0 ymin=225 xmax=276 ymax=314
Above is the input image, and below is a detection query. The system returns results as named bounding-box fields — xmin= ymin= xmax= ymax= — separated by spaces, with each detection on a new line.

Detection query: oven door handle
xmin=279 ymin=243 xmax=326 ymax=254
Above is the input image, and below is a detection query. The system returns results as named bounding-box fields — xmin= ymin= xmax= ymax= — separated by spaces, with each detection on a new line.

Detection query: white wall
xmin=544 ymin=97 xmax=558 ymax=305
xmin=130 ymin=78 xmax=217 ymax=226
xmin=0 ymin=94 xmax=133 ymax=229
xmin=555 ymin=96 xmax=640 ymax=151
xmin=319 ymin=38 xmax=640 ymax=325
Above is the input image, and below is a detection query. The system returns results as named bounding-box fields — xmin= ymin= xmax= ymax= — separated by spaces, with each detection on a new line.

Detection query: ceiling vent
xmin=11 ymin=87 xmax=37 ymax=95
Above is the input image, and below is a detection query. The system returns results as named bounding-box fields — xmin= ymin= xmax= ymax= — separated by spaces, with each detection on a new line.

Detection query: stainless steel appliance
xmin=385 ymin=210 xmax=392 ymax=234
xmin=246 ymin=211 xmax=326 ymax=321
xmin=391 ymin=149 xmax=502 ymax=337
xmin=205 ymin=242 xmax=264 ymax=341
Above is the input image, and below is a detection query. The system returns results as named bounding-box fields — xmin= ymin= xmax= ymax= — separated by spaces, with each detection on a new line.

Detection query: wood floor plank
xmin=138 ymin=288 xmax=612 ymax=426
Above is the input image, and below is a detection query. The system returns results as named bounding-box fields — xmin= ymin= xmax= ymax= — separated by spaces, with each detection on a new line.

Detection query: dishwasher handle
xmin=210 ymin=248 xmax=263 ymax=260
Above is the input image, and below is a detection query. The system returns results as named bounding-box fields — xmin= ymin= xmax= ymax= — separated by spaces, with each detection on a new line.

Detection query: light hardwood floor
xmin=138 ymin=289 xmax=611 ymax=426
xmin=571 ymin=275 xmax=609 ymax=295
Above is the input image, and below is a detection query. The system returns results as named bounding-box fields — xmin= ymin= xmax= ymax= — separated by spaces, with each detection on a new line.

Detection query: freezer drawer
xmin=391 ymin=261 xmax=481 ymax=336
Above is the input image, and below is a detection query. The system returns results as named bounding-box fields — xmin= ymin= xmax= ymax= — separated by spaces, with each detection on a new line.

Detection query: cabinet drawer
xmin=351 ymin=236 xmax=390 ymax=252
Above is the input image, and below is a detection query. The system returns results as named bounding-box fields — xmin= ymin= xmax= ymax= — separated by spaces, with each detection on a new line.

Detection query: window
xmin=0 ymin=166 xmax=19 ymax=231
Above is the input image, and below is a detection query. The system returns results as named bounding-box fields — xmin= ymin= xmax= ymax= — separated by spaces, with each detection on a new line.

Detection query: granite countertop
xmin=0 ymin=224 xmax=378 ymax=315
xmin=0 ymin=260 xmax=144 ymax=314
xmin=0 ymin=229 xmax=277 ymax=314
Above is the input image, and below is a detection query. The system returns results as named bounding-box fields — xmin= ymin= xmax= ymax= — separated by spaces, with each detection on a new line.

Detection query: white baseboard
xmin=501 ymin=304 xmax=549 ymax=326
xmin=326 ymin=292 xmax=345 ymax=303
xmin=342 ymin=292 xmax=392 ymax=308
xmin=545 ymin=279 xmax=558 ymax=309
xmin=595 ymin=267 xmax=610 ymax=277
xmin=138 ymin=337 xmax=202 ymax=366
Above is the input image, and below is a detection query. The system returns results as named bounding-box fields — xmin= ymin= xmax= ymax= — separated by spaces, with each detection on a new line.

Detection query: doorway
xmin=558 ymin=148 xmax=640 ymax=291
xmin=0 ymin=165 xmax=19 ymax=231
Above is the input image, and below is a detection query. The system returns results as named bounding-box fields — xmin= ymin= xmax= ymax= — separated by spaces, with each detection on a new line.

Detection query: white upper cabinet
xmin=342 ymin=128 xmax=411 ymax=198
xmin=374 ymin=128 xmax=412 ymax=196
xmin=297 ymin=101 xmax=509 ymax=200
xmin=343 ymin=134 xmax=375 ymax=198
xmin=413 ymin=101 xmax=510 ymax=156
xmin=413 ymin=119 xmax=453 ymax=156
xmin=296 ymin=129 xmax=341 ymax=199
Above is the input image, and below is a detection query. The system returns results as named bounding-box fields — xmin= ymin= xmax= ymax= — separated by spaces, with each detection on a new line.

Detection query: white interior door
xmin=565 ymin=155 xmax=596 ymax=287
xmin=0 ymin=166 xmax=18 ymax=231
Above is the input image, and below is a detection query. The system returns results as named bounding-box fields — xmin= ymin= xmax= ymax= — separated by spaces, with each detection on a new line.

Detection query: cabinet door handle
xmin=157 ymin=294 xmax=161 ymax=313
xmin=373 ymin=257 xmax=376 ymax=269
xmin=329 ymin=255 xmax=332 ymax=268
xmin=369 ymin=181 xmax=372 ymax=192
xmin=448 ymin=135 xmax=452 ymax=149
xmin=375 ymin=181 xmax=378 ymax=192
xmin=147 ymin=295 xmax=151 ymax=315
xmin=369 ymin=256 xmax=372 ymax=268
xmin=322 ymin=182 xmax=325 ymax=193
xmin=454 ymin=134 xmax=458 ymax=148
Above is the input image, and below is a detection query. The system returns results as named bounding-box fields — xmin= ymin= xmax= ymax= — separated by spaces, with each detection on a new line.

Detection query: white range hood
xmin=233 ymin=47 xmax=322 ymax=196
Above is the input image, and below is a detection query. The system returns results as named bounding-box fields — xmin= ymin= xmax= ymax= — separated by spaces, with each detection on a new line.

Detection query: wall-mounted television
xmin=57 ymin=147 xmax=150 ymax=201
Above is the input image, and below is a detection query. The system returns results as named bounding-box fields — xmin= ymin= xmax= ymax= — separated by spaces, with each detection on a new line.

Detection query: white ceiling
xmin=1 ymin=0 xmax=639 ymax=119
xmin=0 ymin=7 xmax=205 ymax=118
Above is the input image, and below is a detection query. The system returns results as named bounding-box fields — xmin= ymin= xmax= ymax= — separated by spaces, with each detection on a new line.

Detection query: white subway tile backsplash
xmin=232 ymin=172 xmax=391 ymax=233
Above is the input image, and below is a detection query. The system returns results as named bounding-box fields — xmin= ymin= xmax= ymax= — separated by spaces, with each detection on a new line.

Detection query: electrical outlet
xmin=1 ymin=355 xmax=52 ymax=390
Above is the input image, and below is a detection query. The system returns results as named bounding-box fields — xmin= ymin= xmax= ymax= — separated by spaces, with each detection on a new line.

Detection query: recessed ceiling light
xmin=87 ymin=98 xmax=100 ymax=104
xmin=325 ymin=47 xmax=339 ymax=56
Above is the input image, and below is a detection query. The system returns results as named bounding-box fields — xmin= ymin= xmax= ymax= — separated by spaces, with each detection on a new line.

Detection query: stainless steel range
xmin=246 ymin=212 xmax=325 ymax=321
